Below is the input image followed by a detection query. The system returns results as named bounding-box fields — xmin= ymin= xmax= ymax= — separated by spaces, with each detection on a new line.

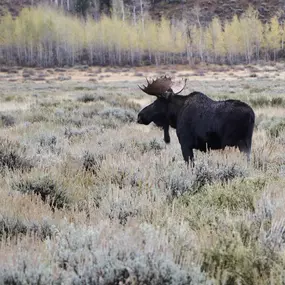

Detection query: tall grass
xmin=0 ymin=70 xmax=285 ymax=283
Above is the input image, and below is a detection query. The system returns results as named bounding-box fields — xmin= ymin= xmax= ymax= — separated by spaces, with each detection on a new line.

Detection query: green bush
xmin=53 ymin=226 xmax=211 ymax=285
xmin=99 ymin=108 xmax=136 ymax=123
xmin=249 ymin=97 xmax=285 ymax=108
xmin=133 ymin=138 xmax=165 ymax=154
xmin=0 ymin=258 xmax=63 ymax=285
xmin=83 ymin=151 xmax=105 ymax=175
xmin=0 ymin=139 xmax=33 ymax=174
xmin=0 ymin=114 xmax=16 ymax=127
xmin=249 ymin=96 xmax=271 ymax=107
xmin=259 ymin=117 xmax=285 ymax=137
xmin=0 ymin=215 xmax=53 ymax=240
xmin=201 ymin=224 xmax=279 ymax=285
xmin=189 ymin=178 xmax=265 ymax=213
xmin=12 ymin=175 xmax=70 ymax=210
xmin=77 ymin=94 xmax=99 ymax=103
xmin=37 ymin=134 xmax=61 ymax=155
xmin=158 ymin=159 xmax=246 ymax=199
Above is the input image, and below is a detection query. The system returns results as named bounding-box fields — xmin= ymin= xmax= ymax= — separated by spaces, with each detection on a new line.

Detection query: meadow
xmin=0 ymin=63 xmax=285 ymax=284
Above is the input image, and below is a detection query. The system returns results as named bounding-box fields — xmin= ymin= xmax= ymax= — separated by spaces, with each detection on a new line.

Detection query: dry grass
xmin=0 ymin=65 xmax=284 ymax=284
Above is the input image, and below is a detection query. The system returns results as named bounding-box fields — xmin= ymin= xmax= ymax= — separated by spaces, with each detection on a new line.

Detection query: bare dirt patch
xmin=1 ymin=63 xmax=285 ymax=86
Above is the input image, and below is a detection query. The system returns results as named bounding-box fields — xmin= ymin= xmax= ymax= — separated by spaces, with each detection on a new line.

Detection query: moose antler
xmin=138 ymin=76 xmax=187 ymax=97
xmin=138 ymin=76 xmax=173 ymax=97
xmin=172 ymin=78 xmax=187 ymax=95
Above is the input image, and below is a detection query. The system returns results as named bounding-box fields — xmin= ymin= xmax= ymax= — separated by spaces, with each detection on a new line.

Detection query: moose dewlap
xmin=137 ymin=76 xmax=255 ymax=164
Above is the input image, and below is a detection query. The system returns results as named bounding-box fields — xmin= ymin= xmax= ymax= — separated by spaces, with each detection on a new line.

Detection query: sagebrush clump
xmin=83 ymin=151 xmax=105 ymax=174
xmin=12 ymin=175 xmax=70 ymax=210
xmin=0 ymin=215 xmax=53 ymax=240
xmin=0 ymin=139 xmax=33 ymax=173
xmin=158 ymin=158 xmax=246 ymax=198
xmin=99 ymin=107 xmax=136 ymax=123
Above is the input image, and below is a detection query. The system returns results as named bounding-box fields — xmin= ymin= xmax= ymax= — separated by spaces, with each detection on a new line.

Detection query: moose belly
xmin=196 ymin=132 xmax=223 ymax=151
xmin=207 ymin=132 xmax=223 ymax=149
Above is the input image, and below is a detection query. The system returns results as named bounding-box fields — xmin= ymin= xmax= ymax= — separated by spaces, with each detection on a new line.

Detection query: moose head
xmin=137 ymin=76 xmax=187 ymax=143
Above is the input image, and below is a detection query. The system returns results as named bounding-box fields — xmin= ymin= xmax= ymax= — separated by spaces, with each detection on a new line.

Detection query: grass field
xmin=0 ymin=63 xmax=285 ymax=284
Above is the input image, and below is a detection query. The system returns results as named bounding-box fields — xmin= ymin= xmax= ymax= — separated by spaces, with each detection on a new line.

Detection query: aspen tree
xmin=266 ymin=16 xmax=281 ymax=60
xmin=239 ymin=7 xmax=260 ymax=63
xmin=192 ymin=6 xmax=204 ymax=61
xmin=281 ymin=23 xmax=285 ymax=50
xmin=207 ymin=17 xmax=225 ymax=62
xmin=224 ymin=15 xmax=242 ymax=63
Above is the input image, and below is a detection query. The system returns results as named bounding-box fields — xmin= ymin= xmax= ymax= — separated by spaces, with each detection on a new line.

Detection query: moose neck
xmin=167 ymin=95 xmax=187 ymax=129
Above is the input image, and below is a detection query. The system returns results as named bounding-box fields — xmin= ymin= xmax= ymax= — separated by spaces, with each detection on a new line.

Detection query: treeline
xmin=0 ymin=5 xmax=284 ymax=67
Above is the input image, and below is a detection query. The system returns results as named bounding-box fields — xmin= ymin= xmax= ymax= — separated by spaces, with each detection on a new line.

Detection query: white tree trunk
xmin=118 ymin=0 xmax=125 ymax=21
xmin=140 ymin=0 xmax=144 ymax=31
xmin=133 ymin=6 xmax=136 ymax=25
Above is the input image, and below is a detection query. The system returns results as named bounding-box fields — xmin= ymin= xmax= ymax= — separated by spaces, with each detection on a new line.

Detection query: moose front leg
xmin=163 ymin=124 xmax=170 ymax=144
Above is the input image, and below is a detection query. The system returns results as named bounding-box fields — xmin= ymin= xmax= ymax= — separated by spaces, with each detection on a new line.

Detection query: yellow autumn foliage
xmin=0 ymin=5 xmax=284 ymax=65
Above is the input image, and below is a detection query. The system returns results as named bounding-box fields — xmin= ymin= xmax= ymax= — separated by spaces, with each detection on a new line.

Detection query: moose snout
xmin=137 ymin=112 xmax=151 ymax=125
xmin=137 ymin=114 xmax=143 ymax=124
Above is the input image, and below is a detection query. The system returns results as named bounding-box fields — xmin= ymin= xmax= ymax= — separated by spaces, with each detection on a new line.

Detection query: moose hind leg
xmin=181 ymin=144 xmax=194 ymax=166
xmin=238 ymin=139 xmax=252 ymax=162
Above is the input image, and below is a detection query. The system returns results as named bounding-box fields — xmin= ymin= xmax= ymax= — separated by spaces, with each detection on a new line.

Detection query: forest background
xmin=1 ymin=0 xmax=285 ymax=67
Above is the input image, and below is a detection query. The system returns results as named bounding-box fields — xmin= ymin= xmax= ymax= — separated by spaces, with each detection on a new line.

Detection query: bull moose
xmin=137 ymin=76 xmax=255 ymax=165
